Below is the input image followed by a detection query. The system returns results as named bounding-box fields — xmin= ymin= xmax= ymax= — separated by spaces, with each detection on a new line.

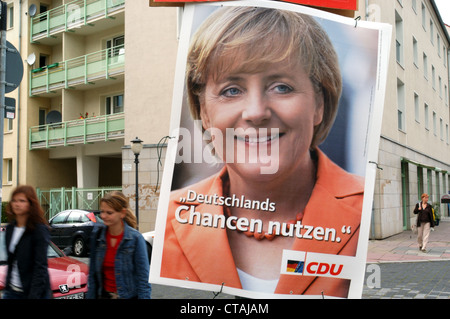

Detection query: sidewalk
xmin=366 ymin=219 xmax=450 ymax=263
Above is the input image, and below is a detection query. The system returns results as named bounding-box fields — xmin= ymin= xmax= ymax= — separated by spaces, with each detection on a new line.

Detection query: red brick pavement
xmin=366 ymin=219 xmax=450 ymax=263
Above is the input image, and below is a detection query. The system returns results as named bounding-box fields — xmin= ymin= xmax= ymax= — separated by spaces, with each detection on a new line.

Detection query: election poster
xmin=150 ymin=0 xmax=392 ymax=299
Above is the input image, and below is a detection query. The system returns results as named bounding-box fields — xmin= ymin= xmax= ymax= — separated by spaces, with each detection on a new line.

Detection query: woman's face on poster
xmin=199 ymin=58 xmax=324 ymax=180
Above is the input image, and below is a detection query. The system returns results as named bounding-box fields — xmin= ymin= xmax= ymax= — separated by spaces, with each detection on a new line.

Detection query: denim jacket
xmin=86 ymin=222 xmax=151 ymax=299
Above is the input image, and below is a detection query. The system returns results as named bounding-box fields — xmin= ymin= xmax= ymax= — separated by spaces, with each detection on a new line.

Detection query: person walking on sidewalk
xmin=3 ymin=185 xmax=51 ymax=299
xmin=414 ymin=193 xmax=435 ymax=252
xmin=87 ymin=191 xmax=151 ymax=299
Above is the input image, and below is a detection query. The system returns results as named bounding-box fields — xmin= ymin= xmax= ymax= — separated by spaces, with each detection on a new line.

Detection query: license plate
xmin=56 ymin=292 xmax=84 ymax=299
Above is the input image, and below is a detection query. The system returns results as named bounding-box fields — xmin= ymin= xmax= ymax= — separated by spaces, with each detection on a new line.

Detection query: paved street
xmin=150 ymin=260 xmax=450 ymax=299
xmin=151 ymin=220 xmax=450 ymax=299
xmin=362 ymin=260 xmax=450 ymax=299
xmin=362 ymin=219 xmax=450 ymax=299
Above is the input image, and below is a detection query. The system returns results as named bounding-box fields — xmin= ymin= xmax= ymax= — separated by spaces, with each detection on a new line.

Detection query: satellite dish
xmin=26 ymin=53 xmax=36 ymax=66
xmin=28 ymin=4 xmax=37 ymax=17
xmin=46 ymin=111 xmax=62 ymax=124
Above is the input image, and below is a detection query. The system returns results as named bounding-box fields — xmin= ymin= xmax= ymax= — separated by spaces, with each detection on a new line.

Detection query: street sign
xmin=5 ymin=41 xmax=23 ymax=93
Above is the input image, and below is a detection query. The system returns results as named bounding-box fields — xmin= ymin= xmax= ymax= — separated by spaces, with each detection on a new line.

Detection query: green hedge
xmin=1 ymin=202 xmax=9 ymax=223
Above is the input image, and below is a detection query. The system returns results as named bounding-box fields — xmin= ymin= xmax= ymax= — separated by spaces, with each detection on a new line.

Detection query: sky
xmin=434 ymin=0 xmax=450 ymax=25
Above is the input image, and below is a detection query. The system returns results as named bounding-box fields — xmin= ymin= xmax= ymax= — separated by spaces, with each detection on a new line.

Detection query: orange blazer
xmin=160 ymin=149 xmax=364 ymax=298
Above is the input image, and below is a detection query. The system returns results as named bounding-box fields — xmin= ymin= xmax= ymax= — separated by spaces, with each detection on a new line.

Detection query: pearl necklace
xmin=221 ymin=171 xmax=310 ymax=241
xmin=225 ymin=209 xmax=304 ymax=240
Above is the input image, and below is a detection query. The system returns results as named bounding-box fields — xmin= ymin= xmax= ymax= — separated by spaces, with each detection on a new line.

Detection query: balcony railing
xmin=30 ymin=0 xmax=125 ymax=41
xmin=29 ymin=112 xmax=125 ymax=149
xmin=30 ymin=45 xmax=124 ymax=95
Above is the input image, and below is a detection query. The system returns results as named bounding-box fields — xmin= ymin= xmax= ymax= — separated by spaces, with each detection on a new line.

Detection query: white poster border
xmin=150 ymin=0 xmax=392 ymax=299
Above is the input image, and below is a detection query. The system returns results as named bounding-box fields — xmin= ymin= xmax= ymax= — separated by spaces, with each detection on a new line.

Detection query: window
xmin=424 ymin=103 xmax=429 ymax=130
xmin=50 ymin=212 xmax=70 ymax=225
xmin=39 ymin=4 xmax=48 ymax=21
xmin=432 ymin=65 xmax=435 ymax=90
xmin=105 ymin=94 xmax=124 ymax=115
xmin=437 ymin=34 xmax=441 ymax=57
xmin=435 ymin=172 xmax=440 ymax=201
xmin=397 ymin=79 xmax=405 ymax=131
xmin=446 ymin=124 xmax=449 ymax=144
xmin=39 ymin=54 xmax=49 ymax=68
xmin=39 ymin=109 xmax=46 ymax=126
xmin=395 ymin=12 xmax=404 ymax=65
xmin=7 ymin=3 xmax=13 ymax=29
xmin=439 ymin=76 xmax=442 ymax=98
xmin=67 ymin=211 xmax=83 ymax=224
xmin=2 ymin=159 xmax=13 ymax=184
xmin=445 ymin=85 xmax=448 ymax=105
xmin=4 ymin=118 xmax=13 ymax=132
xmin=7 ymin=159 xmax=12 ymax=183
xmin=414 ymin=93 xmax=420 ymax=122
xmin=106 ymin=35 xmax=124 ymax=57
xmin=412 ymin=0 xmax=417 ymax=13
xmin=444 ymin=47 xmax=447 ymax=67
xmin=417 ymin=166 xmax=424 ymax=197
xmin=412 ymin=37 xmax=418 ymax=67
xmin=440 ymin=118 xmax=443 ymax=140
xmin=423 ymin=53 xmax=428 ymax=79
xmin=430 ymin=19 xmax=434 ymax=44
xmin=421 ymin=3 xmax=426 ymax=30
xmin=433 ymin=111 xmax=437 ymax=136
xmin=427 ymin=169 xmax=432 ymax=196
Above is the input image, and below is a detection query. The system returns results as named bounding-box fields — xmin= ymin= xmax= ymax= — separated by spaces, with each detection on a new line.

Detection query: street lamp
xmin=131 ymin=137 xmax=143 ymax=229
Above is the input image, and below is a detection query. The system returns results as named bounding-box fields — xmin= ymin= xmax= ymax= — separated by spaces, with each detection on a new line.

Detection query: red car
xmin=0 ymin=230 xmax=89 ymax=299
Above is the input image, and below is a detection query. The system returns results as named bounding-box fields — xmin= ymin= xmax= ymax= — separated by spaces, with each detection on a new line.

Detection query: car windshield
xmin=0 ymin=229 xmax=64 ymax=263
xmin=48 ymin=242 xmax=64 ymax=258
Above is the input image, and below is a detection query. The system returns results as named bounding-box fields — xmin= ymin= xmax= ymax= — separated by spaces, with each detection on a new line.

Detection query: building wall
xmin=123 ymin=0 xmax=178 ymax=230
xmin=122 ymin=145 xmax=166 ymax=232
xmin=358 ymin=0 xmax=450 ymax=239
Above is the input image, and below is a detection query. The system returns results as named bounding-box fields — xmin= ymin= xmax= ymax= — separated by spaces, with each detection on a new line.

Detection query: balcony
xmin=29 ymin=112 xmax=125 ymax=150
xmin=30 ymin=45 xmax=124 ymax=96
xmin=31 ymin=0 xmax=125 ymax=44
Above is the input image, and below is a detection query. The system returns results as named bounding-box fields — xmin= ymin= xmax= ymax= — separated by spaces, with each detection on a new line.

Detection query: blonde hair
xmin=186 ymin=6 xmax=342 ymax=149
xmin=100 ymin=191 xmax=138 ymax=229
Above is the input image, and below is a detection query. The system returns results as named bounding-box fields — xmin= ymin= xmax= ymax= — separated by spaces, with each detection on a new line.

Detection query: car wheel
xmin=73 ymin=237 xmax=86 ymax=257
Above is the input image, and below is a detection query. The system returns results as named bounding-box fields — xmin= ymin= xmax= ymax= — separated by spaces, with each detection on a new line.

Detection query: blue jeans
xmin=2 ymin=287 xmax=27 ymax=299
xmin=2 ymin=286 xmax=51 ymax=299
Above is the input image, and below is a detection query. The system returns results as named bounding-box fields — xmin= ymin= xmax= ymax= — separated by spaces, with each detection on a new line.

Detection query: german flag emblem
xmin=286 ymin=260 xmax=304 ymax=273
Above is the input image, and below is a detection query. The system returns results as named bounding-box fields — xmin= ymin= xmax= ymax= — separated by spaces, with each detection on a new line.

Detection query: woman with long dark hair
xmin=3 ymin=185 xmax=51 ymax=299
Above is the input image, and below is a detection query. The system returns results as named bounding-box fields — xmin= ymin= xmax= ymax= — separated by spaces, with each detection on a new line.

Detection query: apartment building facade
xmin=3 ymin=0 xmax=177 ymax=232
xmin=356 ymin=0 xmax=450 ymax=239
xmin=3 ymin=0 xmax=450 ymax=237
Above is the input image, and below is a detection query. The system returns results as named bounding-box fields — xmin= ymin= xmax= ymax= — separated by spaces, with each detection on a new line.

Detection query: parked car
xmin=49 ymin=209 xmax=103 ymax=257
xmin=0 ymin=230 xmax=89 ymax=299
